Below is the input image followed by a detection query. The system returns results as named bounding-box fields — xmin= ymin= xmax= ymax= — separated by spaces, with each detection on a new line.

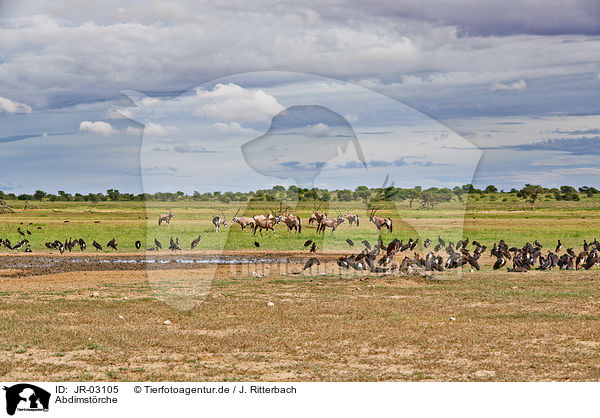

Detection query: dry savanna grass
xmin=1 ymin=262 xmax=600 ymax=381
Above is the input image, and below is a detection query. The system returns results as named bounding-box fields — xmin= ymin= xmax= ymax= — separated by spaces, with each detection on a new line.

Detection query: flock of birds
xmin=303 ymin=235 xmax=600 ymax=273
xmin=3 ymin=221 xmax=600 ymax=275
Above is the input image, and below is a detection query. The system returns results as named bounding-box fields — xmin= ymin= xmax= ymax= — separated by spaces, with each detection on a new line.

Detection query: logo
xmin=3 ymin=384 xmax=50 ymax=416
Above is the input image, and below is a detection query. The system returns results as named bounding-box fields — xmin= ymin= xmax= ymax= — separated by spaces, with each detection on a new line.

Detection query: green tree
xmin=33 ymin=190 xmax=46 ymax=200
xmin=484 ymin=185 xmax=498 ymax=193
xmin=518 ymin=184 xmax=544 ymax=209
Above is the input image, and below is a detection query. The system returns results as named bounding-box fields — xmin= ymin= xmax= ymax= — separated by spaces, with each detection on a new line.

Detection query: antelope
xmin=158 ymin=211 xmax=174 ymax=225
xmin=308 ymin=204 xmax=327 ymax=226
xmin=253 ymin=214 xmax=280 ymax=235
xmin=212 ymin=211 xmax=228 ymax=232
xmin=317 ymin=212 xmax=345 ymax=234
xmin=280 ymin=209 xmax=302 ymax=233
xmin=231 ymin=208 xmax=256 ymax=231
xmin=344 ymin=212 xmax=360 ymax=227
xmin=369 ymin=207 xmax=392 ymax=232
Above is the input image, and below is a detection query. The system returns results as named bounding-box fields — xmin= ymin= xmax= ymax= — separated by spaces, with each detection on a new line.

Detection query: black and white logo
xmin=3 ymin=384 xmax=50 ymax=416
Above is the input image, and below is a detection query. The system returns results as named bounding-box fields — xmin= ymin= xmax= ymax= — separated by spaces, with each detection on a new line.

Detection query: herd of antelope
xmin=176 ymin=204 xmax=387 ymax=236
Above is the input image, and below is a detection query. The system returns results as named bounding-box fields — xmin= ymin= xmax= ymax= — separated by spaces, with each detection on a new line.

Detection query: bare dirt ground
xmin=1 ymin=256 xmax=600 ymax=381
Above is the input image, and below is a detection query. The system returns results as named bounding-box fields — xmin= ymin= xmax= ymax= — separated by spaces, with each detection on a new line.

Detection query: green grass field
xmin=1 ymin=194 xmax=600 ymax=254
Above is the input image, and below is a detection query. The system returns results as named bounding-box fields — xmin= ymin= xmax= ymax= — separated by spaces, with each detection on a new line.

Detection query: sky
xmin=0 ymin=0 xmax=599 ymax=194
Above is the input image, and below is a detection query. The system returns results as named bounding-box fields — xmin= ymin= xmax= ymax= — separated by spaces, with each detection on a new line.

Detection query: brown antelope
xmin=231 ymin=208 xmax=256 ymax=231
xmin=253 ymin=213 xmax=280 ymax=235
xmin=369 ymin=207 xmax=392 ymax=232
xmin=317 ymin=212 xmax=345 ymax=234
xmin=212 ymin=211 xmax=228 ymax=232
xmin=308 ymin=204 xmax=327 ymax=226
xmin=158 ymin=211 xmax=174 ymax=225
xmin=344 ymin=212 xmax=359 ymax=227
xmin=280 ymin=209 xmax=302 ymax=233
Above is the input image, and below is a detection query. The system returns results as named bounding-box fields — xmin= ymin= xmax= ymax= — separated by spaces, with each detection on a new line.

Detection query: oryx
xmin=212 ymin=210 xmax=228 ymax=232
xmin=158 ymin=211 xmax=174 ymax=225
xmin=317 ymin=212 xmax=345 ymax=234
xmin=369 ymin=207 xmax=393 ymax=232
xmin=344 ymin=212 xmax=359 ymax=227
xmin=231 ymin=208 xmax=256 ymax=231
xmin=253 ymin=213 xmax=280 ymax=235
xmin=308 ymin=204 xmax=327 ymax=226
xmin=280 ymin=209 xmax=302 ymax=233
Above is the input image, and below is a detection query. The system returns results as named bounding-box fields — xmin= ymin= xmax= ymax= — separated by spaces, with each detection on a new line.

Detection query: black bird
xmin=534 ymin=240 xmax=543 ymax=249
xmin=438 ymin=235 xmax=445 ymax=247
xmin=135 ymin=240 xmax=141 ymax=250
xmin=303 ymin=257 xmax=320 ymax=270
xmin=346 ymin=239 xmax=354 ymax=247
xmin=493 ymin=256 xmax=506 ymax=270
xmin=107 ymin=238 xmax=118 ymax=251
xmin=472 ymin=240 xmax=481 ymax=248
xmin=154 ymin=238 xmax=162 ymax=250
xmin=304 ymin=239 xmax=313 ymax=247
xmin=26 ymin=230 xmax=31 ymax=235
xmin=310 ymin=242 xmax=317 ymax=253
xmin=361 ymin=240 xmax=371 ymax=250
xmin=169 ymin=237 xmax=180 ymax=251
xmin=434 ymin=243 xmax=442 ymax=252
xmin=583 ymin=240 xmax=589 ymax=252
xmin=78 ymin=238 xmax=86 ymax=251
xmin=566 ymin=247 xmax=576 ymax=258
xmin=424 ymin=238 xmax=431 ymax=248
xmin=37 ymin=226 xmax=42 ymax=230
xmin=17 ymin=228 xmax=25 ymax=236
xmin=254 ymin=241 xmax=260 ymax=248
xmin=92 ymin=240 xmax=102 ymax=251
xmin=555 ymin=240 xmax=562 ymax=252
xmin=191 ymin=235 xmax=201 ymax=249
xmin=12 ymin=241 xmax=24 ymax=251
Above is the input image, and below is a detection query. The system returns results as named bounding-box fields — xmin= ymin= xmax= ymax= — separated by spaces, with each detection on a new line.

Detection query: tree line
xmin=2 ymin=184 xmax=598 ymax=209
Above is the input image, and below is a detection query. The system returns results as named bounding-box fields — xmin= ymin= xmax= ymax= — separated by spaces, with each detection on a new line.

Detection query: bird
xmin=92 ymin=240 xmax=102 ymax=251
xmin=135 ymin=240 xmax=141 ymax=250
xmin=17 ymin=228 xmax=25 ymax=236
xmin=346 ymin=239 xmax=354 ymax=247
xmin=310 ymin=242 xmax=317 ymax=253
xmin=555 ymin=240 xmax=562 ymax=252
xmin=107 ymin=238 xmax=118 ymax=251
xmin=154 ymin=238 xmax=162 ymax=249
xmin=361 ymin=240 xmax=371 ymax=250
xmin=534 ymin=240 xmax=543 ymax=249
xmin=169 ymin=237 xmax=180 ymax=251
xmin=37 ymin=226 xmax=42 ymax=230
xmin=26 ymin=230 xmax=31 ymax=235
xmin=78 ymin=238 xmax=86 ymax=251
xmin=254 ymin=241 xmax=260 ymax=248
xmin=303 ymin=257 xmax=320 ymax=270
xmin=438 ymin=235 xmax=445 ymax=247
xmin=191 ymin=235 xmax=201 ymax=249
xmin=304 ymin=239 xmax=313 ymax=247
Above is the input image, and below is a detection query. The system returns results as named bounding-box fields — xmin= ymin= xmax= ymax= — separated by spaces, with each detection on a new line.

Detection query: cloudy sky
xmin=0 ymin=0 xmax=599 ymax=194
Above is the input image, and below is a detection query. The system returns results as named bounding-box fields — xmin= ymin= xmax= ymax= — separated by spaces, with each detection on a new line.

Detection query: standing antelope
xmin=158 ymin=211 xmax=174 ymax=226
xmin=253 ymin=214 xmax=280 ymax=235
xmin=344 ymin=212 xmax=360 ymax=227
xmin=317 ymin=214 xmax=345 ymax=234
xmin=369 ymin=207 xmax=392 ymax=232
xmin=280 ymin=210 xmax=302 ymax=233
xmin=212 ymin=211 xmax=228 ymax=232
xmin=308 ymin=204 xmax=327 ymax=226
xmin=231 ymin=208 xmax=256 ymax=231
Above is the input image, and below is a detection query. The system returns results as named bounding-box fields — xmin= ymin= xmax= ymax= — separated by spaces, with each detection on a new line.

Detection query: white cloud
xmin=303 ymin=123 xmax=331 ymax=137
xmin=491 ymin=79 xmax=527 ymax=91
xmin=143 ymin=122 xmax=174 ymax=136
xmin=196 ymin=83 xmax=284 ymax=122
xmin=213 ymin=122 xmax=258 ymax=136
xmin=125 ymin=126 xmax=143 ymax=136
xmin=79 ymin=120 xmax=116 ymax=136
xmin=0 ymin=96 xmax=32 ymax=114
